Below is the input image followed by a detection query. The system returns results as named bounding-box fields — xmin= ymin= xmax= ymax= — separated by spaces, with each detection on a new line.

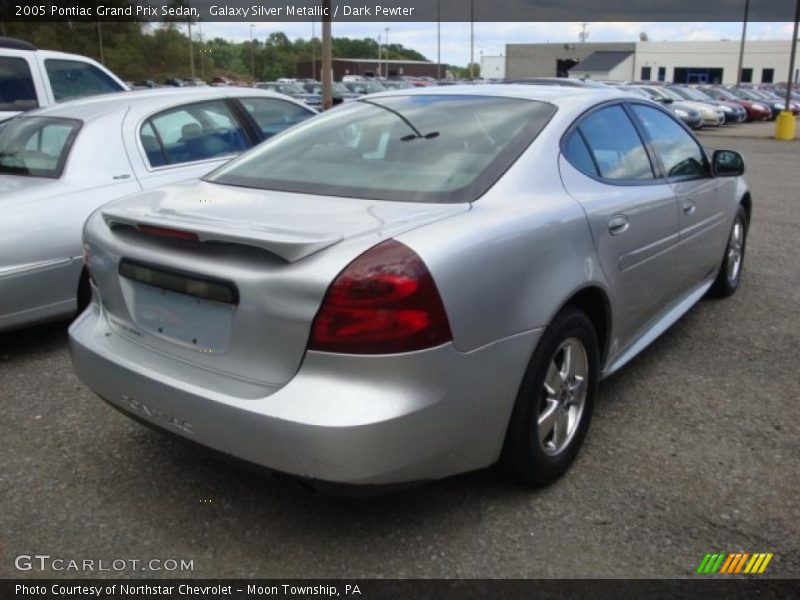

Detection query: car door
xmin=124 ymin=98 xmax=255 ymax=191
xmin=628 ymin=103 xmax=732 ymax=293
xmin=559 ymin=103 xmax=680 ymax=353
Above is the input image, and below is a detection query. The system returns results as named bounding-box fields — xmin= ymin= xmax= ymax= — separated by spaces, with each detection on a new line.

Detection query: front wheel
xmin=502 ymin=306 xmax=599 ymax=487
xmin=709 ymin=205 xmax=748 ymax=298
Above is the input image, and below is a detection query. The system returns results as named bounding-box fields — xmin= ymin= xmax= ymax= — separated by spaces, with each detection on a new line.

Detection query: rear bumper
xmin=69 ymin=306 xmax=539 ymax=485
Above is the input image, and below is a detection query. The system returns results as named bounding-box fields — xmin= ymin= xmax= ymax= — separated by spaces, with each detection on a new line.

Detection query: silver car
xmin=0 ymin=88 xmax=315 ymax=332
xmin=70 ymin=86 xmax=750 ymax=488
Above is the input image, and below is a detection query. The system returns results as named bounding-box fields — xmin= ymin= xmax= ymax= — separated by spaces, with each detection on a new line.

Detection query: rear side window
xmin=0 ymin=57 xmax=38 ymax=111
xmin=577 ymin=105 xmax=654 ymax=181
xmin=142 ymin=100 xmax=248 ymax=167
xmin=631 ymin=105 xmax=708 ymax=178
xmin=45 ymin=59 xmax=124 ymax=102
xmin=0 ymin=116 xmax=81 ymax=178
xmin=563 ymin=130 xmax=597 ymax=176
xmin=236 ymin=97 xmax=314 ymax=139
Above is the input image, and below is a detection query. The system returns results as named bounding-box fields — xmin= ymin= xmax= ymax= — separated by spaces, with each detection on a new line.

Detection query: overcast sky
xmin=194 ymin=21 xmax=798 ymax=66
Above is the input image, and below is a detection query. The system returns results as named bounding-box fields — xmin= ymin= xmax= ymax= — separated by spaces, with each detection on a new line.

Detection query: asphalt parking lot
xmin=1 ymin=128 xmax=798 ymax=579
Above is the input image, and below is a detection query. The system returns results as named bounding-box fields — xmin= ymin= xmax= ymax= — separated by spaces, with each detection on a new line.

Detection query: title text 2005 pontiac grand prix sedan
xmin=70 ymin=86 xmax=750 ymax=489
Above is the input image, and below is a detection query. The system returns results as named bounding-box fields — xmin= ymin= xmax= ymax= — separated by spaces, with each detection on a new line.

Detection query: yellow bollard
xmin=775 ymin=110 xmax=797 ymax=140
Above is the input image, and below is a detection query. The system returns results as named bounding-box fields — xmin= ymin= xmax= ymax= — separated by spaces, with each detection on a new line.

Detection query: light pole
xmin=311 ymin=18 xmax=316 ymax=80
xmin=736 ymin=0 xmax=750 ymax=86
xmin=776 ymin=0 xmax=800 ymax=139
xmin=469 ymin=0 xmax=474 ymax=80
xmin=437 ymin=0 xmax=441 ymax=80
xmin=377 ymin=33 xmax=382 ymax=80
xmin=322 ymin=0 xmax=333 ymax=110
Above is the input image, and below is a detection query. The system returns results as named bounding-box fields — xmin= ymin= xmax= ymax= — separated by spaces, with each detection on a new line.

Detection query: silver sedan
xmin=70 ymin=86 xmax=750 ymax=488
xmin=0 ymin=88 xmax=315 ymax=332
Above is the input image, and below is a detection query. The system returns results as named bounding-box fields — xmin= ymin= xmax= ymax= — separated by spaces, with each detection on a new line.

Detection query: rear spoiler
xmin=102 ymin=207 xmax=342 ymax=263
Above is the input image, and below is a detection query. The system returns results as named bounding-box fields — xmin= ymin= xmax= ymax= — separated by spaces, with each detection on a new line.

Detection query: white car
xmin=0 ymin=36 xmax=128 ymax=120
xmin=0 ymin=87 xmax=316 ymax=332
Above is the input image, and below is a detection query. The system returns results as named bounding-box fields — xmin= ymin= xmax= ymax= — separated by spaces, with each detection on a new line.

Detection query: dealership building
xmin=504 ymin=40 xmax=800 ymax=85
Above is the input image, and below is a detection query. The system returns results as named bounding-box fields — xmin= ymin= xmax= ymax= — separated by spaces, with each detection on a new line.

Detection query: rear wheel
xmin=502 ymin=306 xmax=599 ymax=487
xmin=709 ymin=205 xmax=748 ymax=298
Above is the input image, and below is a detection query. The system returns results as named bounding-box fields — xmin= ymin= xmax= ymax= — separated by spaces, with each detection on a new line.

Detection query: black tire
xmin=76 ymin=269 xmax=92 ymax=315
xmin=501 ymin=306 xmax=599 ymax=487
xmin=709 ymin=205 xmax=748 ymax=298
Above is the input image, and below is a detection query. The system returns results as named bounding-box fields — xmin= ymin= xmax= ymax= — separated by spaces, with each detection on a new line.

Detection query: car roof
xmin=18 ymin=87 xmax=291 ymax=121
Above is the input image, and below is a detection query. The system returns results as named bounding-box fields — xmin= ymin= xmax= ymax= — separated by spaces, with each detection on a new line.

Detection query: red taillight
xmin=137 ymin=225 xmax=199 ymax=242
xmin=309 ymin=240 xmax=452 ymax=354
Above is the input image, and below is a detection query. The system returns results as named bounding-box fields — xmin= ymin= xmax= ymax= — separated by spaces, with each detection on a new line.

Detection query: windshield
xmin=684 ymin=87 xmax=715 ymax=102
xmin=702 ymin=87 xmax=732 ymax=101
xmin=278 ymin=84 xmax=306 ymax=95
xmin=0 ymin=116 xmax=81 ymax=178
xmin=208 ymin=95 xmax=556 ymax=203
xmin=668 ymin=87 xmax=697 ymax=101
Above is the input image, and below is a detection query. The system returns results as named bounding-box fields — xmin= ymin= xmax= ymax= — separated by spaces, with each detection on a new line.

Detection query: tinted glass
xmin=563 ymin=130 xmax=597 ymax=176
xmin=0 ymin=57 xmax=38 ymax=111
xmin=145 ymin=100 xmax=248 ymax=166
xmin=578 ymin=105 xmax=653 ymax=180
xmin=209 ymin=95 xmax=556 ymax=203
xmin=44 ymin=59 xmax=124 ymax=102
xmin=0 ymin=117 xmax=80 ymax=177
xmin=631 ymin=105 xmax=708 ymax=178
xmin=236 ymin=97 xmax=313 ymax=139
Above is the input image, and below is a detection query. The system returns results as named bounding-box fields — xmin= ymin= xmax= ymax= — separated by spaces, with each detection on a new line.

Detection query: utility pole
xmin=377 ymin=33 xmax=382 ymax=80
xmin=736 ymin=0 xmax=750 ymax=86
xmin=437 ymin=0 xmax=442 ymax=80
xmin=384 ymin=27 xmax=390 ymax=78
xmin=311 ymin=18 xmax=316 ymax=80
xmin=579 ymin=22 xmax=590 ymax=44
xmin=249 ymin=24 xmax=255 ymax=80
xmin=188 ymin=20 xmax=195 ymax=79
xmin=322 ymin=0 xmax=333 ymax=110
xmin=97 ymin=21 xmax=105 ymax=65
xmin=198 ymin=19 xmax=205 ymax=80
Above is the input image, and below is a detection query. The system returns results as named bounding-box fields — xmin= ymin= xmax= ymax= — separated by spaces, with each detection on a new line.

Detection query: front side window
xmin=236 ymin=97 xmax=314 ymax=139
xmin=44 ymin=59 xmax=124 ymax=102
xmin=143 ymin=100 xmax=248 ymax=167
xmin=0 ymin=57 xmax=38 ymax=111
xmin=631 ymin=105 xmax=708 ymax=178
xmin=208 ymin=95 xmax=556 ymax=203
xmin=576 ymin=105 xmax=653 ymax=181
xmin=0 ymin=116 xmax=81 ymax=177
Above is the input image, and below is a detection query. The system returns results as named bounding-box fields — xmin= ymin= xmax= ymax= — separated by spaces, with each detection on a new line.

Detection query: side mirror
xmin=712 ymin=150 xmax=745 ymax=177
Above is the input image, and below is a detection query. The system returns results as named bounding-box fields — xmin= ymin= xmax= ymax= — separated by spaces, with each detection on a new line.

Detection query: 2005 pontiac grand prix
xmin=70 ymin=85 xmax=751 ymax=489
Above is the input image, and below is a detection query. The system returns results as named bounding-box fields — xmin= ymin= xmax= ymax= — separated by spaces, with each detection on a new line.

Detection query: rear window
xmin=208 ymin=95 xmax=556 ymax=203
xmin=0 ymin=116 xmax=81 ymax=178
xmin=0 ymin=57 xmax=38 ymax=112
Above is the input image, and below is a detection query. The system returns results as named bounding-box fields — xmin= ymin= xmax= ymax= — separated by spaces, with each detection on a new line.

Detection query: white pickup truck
xmin=0 ymin=36 xmax=128 ymax=120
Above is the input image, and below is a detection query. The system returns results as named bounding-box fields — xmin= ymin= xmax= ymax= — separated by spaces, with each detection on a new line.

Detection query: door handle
xmin=682 ymin=200 xmax=696 ymax=215
xmin=608 ymin=215 xmax=630 ymax=236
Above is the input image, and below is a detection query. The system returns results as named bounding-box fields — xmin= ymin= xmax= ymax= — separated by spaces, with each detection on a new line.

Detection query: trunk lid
xmin=90 ymin=180 xmax=469 ymax=391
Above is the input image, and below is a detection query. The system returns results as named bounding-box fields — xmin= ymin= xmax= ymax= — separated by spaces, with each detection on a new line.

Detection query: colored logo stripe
xmin=697 ymin=553 xmax=773 ymax=574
